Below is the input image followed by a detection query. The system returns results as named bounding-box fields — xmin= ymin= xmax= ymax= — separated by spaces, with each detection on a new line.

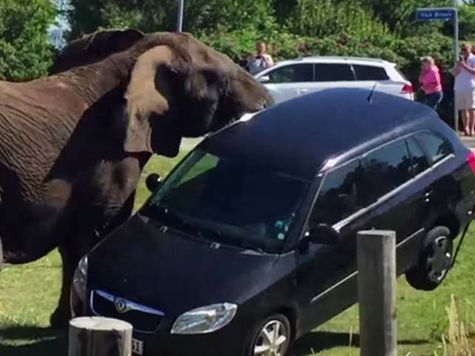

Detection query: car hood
xmin=87 ymin=214 xmax=294 ymax=316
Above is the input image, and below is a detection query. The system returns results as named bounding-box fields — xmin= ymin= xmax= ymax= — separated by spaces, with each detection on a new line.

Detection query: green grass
xmin=1 ymin=153 xmax=475 ymax=355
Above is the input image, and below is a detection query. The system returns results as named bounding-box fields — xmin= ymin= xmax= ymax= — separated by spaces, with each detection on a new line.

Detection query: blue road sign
xmin=416 ymin=8 xmax=456 ymax=21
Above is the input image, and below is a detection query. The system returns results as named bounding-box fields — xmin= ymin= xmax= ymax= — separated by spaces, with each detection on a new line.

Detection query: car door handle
xmin=297 ymin=89 xmax=309 ymax=95
xmin=424 ymin=190 xmax=433 ymax=202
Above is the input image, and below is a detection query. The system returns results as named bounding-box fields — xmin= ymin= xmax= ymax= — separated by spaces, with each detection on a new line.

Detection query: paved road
xmin=461 ymin=136 xmax=475 ymax=150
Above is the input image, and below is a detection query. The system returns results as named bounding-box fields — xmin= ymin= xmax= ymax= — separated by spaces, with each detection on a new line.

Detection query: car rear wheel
xmin=246 ymin=314 xmax=291 ymax=356
xmin=406 ymin=226 xmax=453 ymax=291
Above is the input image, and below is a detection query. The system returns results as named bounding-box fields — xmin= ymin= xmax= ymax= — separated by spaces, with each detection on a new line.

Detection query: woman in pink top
xmin=419 ymin=56 xmax=443 ymax=110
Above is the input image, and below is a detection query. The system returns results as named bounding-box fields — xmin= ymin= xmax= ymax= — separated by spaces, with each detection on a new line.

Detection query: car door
xmin=360 ymin=138 xmax=432 ymax=273
xmin=259 ymin=63 xmax=314 ymax=103
xmin=415 ymin=131 xmax=457 ymax=226
xmin=297 ymin=158 xmax=373 ymax=331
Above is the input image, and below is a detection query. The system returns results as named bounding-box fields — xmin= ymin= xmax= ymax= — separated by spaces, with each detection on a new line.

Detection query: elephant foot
xmin=49 ymin=308 xmax=71 ymax=329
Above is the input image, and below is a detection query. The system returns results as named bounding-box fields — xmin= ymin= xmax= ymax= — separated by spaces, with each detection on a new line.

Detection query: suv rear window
xmin=353 ymin=64 xmax=389 ymax=81
xmin=416 ymin=132 xmax=453 ymax=164
xmin=314 ymin=63 xmax=355 ymax=82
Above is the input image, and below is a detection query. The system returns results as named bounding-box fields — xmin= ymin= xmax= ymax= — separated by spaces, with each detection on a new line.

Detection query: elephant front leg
xmin=50 ymin=235 xmax=96 ymax=328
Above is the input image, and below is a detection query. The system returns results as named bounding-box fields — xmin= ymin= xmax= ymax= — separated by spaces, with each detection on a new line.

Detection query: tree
xmin=69 ymin=0 xmax=276 ymax=38
xmin=357 ymin=0 xmax=453 ymax=36
xmin=0 ymin=0 xmax=57 ymax=80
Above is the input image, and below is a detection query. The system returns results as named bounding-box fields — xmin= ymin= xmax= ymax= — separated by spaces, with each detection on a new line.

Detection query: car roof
xmin=203 ymin=88 xmax=440 ymax=178
xmin=265 ymin=56 xmax=394 ymax=67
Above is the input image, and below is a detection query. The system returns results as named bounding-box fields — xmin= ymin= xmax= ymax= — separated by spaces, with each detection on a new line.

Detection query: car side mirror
xmin=306 ymin=224 xmax=341 ymax=245
xmin=258 ymin=75 xmax=270 ymax=83
xmin=145 ymin=173 xmax=161 ymax=192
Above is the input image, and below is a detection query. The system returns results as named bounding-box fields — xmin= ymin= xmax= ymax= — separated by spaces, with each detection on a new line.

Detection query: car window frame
xmin=358 ymin=136 xmax=414 ymax=206
xmin=414 ymin=130 xmax=455 ymax=166
xmin=351 ymin=63 xmax=390 ymax=81
xmin=313 ymin=62 xmax=356 ymax=82
xmin=265 ymin=63 xmax=315 ymax=84
xmin=299 ymin=131 xmax=455 ymax=239
xmin=306 ymin=157 xmax=364 ymax=229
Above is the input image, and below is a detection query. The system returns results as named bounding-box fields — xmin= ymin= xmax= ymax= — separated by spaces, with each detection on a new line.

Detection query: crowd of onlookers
xmin=419 ymin=42 xmax=475 ymax=135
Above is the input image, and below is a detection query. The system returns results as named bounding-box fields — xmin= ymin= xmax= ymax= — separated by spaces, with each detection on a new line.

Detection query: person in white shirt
xmin=247 ymin=41 xmax=274 ymax=75
xmin=452 ymin=42 xmax=475 ymax=136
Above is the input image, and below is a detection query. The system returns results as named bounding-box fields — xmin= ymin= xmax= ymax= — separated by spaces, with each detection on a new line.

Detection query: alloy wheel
xmin=253 ymin=319 xmax=289 ymax=356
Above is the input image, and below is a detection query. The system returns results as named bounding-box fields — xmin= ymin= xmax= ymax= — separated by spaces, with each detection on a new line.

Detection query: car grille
xmin=90 ymin=289 xmax=164 ymax=333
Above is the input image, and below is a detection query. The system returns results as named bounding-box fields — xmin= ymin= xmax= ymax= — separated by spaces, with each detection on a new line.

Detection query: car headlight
xmin=170 ymin=303 xmax=237 ymax=335
xmin=72 ymin=255 xmax=88 ymax=302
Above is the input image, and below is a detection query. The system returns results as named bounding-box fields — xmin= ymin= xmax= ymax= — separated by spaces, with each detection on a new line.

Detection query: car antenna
xmin=367 ymin=82 xmax=378 ymax=103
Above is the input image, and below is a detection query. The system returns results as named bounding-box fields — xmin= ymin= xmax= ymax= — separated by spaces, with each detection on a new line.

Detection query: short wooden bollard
xmin=69 ymin=316 xmax=133 ymax=356
xmin=357 ymin=230 xmax=397 ymax=356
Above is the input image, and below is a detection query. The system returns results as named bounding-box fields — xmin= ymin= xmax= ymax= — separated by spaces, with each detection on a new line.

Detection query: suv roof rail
xmin=292 ymin=55 xmax=390 ymax=64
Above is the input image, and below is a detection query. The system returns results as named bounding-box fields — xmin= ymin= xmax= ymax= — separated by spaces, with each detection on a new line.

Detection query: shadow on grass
xmin=0 ymin=327 xmax=429 ymax=356
xmin=0 ymin=326 xmax=67 ymax=356
xmin=289 ymin=331 xmax=428 ymax=355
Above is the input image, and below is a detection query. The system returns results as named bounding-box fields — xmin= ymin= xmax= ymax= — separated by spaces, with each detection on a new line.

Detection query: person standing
xmin=419 ymin=56 xmax=443 ymax=110
xmin=452 ymin=42 xmax=475 ymax=136
xmin=247 ymin=41 xmax=274 ymax=75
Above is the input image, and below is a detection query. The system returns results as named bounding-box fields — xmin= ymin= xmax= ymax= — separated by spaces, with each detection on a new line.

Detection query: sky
xmin=48 ymin=0 xmax=71 ymax=49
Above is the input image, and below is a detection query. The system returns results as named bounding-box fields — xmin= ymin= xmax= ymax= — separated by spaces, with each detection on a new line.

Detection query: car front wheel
xmin=246 ymin=314 xmax=291 ymax=356
xmin=406 ymin=226 xmax=453 ymax=291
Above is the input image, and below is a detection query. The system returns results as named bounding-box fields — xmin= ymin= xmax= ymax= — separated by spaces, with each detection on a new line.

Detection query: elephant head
xmin=121 ymin=32 xmax=274 ymax=156
xmin=52 ymin=30 xmax=273 ymax=157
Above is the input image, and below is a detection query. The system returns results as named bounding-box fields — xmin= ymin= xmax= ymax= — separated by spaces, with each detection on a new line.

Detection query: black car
xmin=71 ymin=88 xmax=475 ymax=356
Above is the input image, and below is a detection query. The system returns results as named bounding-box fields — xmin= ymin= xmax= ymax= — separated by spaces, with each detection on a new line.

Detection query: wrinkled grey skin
xmin=0 ymin=29 xmax=273 ymax=327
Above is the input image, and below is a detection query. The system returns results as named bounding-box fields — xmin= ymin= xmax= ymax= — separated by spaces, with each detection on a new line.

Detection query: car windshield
xmin=144 ymin=149 xmax=311 ymax=253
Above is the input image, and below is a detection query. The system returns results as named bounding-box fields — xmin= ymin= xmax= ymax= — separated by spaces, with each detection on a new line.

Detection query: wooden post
xmin=69 ymin=316 xmax=133 ymax=356
xmin=357 ymin=230 xmax=397 ymax=356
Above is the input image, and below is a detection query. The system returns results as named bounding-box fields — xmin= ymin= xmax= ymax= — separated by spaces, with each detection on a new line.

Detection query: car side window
xmin=267 ymin=64 xmax=313 ymax=83
xmin=416 ymin=132 xmax=453 ymax=164
xmin=360 ymin=140 xmax=412 ymax=205
xmin=310 ymin=159 xmax=363 ymax=226
xmin=314 ymin=63 xmax=355 ymax=82
xmin=406 ymin=137 xmax=430 ymax=176
xmin=353 ymin=65 xmax=389 ymax=81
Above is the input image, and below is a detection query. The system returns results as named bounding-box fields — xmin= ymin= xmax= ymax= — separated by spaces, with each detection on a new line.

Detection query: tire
xmin=245 ymin=314 xmax=292 ymax=356
xmin=406 ymin=226 xmax=453 ymax=291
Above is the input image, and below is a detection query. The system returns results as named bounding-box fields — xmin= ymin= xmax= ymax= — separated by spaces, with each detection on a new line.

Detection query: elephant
xmin=0 ymin=29 xmax=273 ymax=327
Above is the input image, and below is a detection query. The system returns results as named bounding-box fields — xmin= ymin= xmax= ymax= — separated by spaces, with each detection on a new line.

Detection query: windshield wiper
xmin=143 ymin=206 xmax=267 ymax=253
xmin=190 ymin=221 xmax=267 ymax=254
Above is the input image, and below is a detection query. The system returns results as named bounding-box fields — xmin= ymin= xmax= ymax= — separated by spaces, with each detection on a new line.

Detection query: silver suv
xmin=255 ymin=56 xmax=414 ymax=104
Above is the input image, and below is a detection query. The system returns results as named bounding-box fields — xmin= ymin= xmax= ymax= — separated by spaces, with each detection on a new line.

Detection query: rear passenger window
xmin=311 ymin=160 xmax=363 ymax=225
xmin=416 ymin=132 xmax=453 ymax=164
xmin=360 ymin=140 xmax=412 ymax=204
xmin=353 ymin=65 xmax=389 ymax=81
xmin=314 ymin=64 xmax=355 ymax=82
xmin=407 ymin=137 xmax=430 ymax=176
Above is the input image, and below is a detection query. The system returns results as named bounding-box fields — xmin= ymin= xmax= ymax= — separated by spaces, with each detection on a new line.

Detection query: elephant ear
xmin=50 ymin=29 xmax=145 ymax=74
xmin=123 ymin=45 xmax=179 ymax=153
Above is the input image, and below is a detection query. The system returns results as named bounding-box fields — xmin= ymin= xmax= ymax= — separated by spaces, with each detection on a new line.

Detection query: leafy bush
xmin=0 ymin=0 xmax=57 ymax=81
xmin=286 ymin=0 xmax=391 ymax=42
